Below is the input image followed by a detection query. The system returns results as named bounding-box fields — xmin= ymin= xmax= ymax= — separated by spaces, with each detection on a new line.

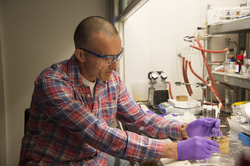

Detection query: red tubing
xmin=190 ymin=45 xmax=229 ymax=53
xmin=182 ymin=57 xmax=192 ymax=96
xmin=185 ymin=60 xmax=193 ymax=95
xmin=167 ymin=81 xmax=174 ymax=99
xmin=189 ymin=61 xmax=215 ymax=94
xmin=192 ymin=38 xmax=225 ymax=110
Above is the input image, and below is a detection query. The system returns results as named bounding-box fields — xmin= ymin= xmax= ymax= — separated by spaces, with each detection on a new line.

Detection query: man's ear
xmin=75 ymin=49 xmax=85 ymax=63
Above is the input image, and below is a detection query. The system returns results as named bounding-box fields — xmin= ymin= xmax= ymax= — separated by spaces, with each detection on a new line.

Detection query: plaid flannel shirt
xmin=19 ymin=54 xmax=184 ymax=166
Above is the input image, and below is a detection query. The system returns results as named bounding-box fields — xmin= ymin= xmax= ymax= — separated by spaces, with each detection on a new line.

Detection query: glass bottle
xmin=212 ymin=105 xmax=218 ymax=119
xmin=203 ymin=105 xmax=207 ymax=117
xmin=207 ymin=105 xmax=213 ymax=118
xmin=240 ymin=64 xmax=247 ymax=77
xmin=235 ymin=55 xmax=244 ymax=74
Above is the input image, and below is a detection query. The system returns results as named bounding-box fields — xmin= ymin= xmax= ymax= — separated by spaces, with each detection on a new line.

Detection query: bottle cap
xmin=237 ymin=55 xmax=243 ymax=60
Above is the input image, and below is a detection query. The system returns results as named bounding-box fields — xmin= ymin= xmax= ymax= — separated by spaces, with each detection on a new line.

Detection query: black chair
xmin=24 ymin=108 xmax=31 ymax=134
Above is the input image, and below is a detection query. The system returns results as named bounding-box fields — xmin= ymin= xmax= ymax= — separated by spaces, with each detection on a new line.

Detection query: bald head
xmin=74 ymin=16 xmax=119 ymax=49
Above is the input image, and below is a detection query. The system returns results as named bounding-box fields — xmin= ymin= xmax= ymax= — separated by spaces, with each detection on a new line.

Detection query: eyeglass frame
xmin=78 ymin=47 xmax=124 ymax=65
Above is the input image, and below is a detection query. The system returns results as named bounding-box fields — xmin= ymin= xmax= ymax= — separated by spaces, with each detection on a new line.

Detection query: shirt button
xmin=87 ymin=94 xmax=90 ymax=97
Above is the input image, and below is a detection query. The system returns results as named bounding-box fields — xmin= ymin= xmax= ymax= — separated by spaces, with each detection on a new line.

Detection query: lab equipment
xmin=202 ymin=105 xmax=207 ymax=117
xmin=148 ymin=71 xmax=169 ymax=108
xmin=223 ymin=59 xmax=230 ymax=81
xmin=186 ymin=117 xmax=222 ymax=138
xmin=225 ymin=88 xmax=236 ymax=112
xmin=207 ymin=5 xmax=250 ymax=25
xmin=212 ymin=105 xmax=218 ymax=119
xmin=238 ymin=132 xmax=250 ymax=147
xmin=194 ymin=153 xmax=234 ymax=166
xmin=207 ymin=105 xmax=212 ymax=118
xmin=190 ymin=38 xmax=227 ymax=110
xmin=178 ymin=136 xmax=220 ymax=160
xmin=232 ymin=101 xmax=250 ymax=124
xmin=240 ymin=64 xmax=248 ymax=77
xmin=235 ymin=54 xmax=244 ymax=74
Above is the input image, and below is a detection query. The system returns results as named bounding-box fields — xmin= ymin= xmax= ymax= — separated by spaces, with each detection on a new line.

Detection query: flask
xmin=240 ymin=64 xmax=247 ymax=77
xmin=235 ymin=55 xmax=244 ymax=74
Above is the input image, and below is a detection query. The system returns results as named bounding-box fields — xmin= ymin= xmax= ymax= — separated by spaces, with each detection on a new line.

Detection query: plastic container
xmin=193 ymin=154 xmax=234 ymax=166
xmin=238 ymin=132 xmax=250 ymax=147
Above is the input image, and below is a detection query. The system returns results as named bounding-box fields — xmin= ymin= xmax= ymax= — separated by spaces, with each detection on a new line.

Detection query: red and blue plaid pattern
xmin=19 ymin=54 xmax=184 ymax=165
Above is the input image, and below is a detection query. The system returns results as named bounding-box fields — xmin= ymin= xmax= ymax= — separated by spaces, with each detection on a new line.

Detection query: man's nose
xmin=109 ymin=60 xmax=118 ymax=70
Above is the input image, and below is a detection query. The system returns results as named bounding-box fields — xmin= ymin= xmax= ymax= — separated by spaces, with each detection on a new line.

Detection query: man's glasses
xmin=79 ymin=47 xmax=124 ymax=65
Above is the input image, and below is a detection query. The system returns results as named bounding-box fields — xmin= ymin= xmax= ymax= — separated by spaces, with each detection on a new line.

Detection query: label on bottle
xmin=235 ymin=64 xmax=239 ymax=73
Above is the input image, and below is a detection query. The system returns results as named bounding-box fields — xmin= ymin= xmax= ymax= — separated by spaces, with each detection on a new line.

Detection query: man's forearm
xmin=161 ymin=142 xmax=178 ymax=159
xmin=181 ymin=124 xmax=189 ymax=139
xmin=161 ymin=124 xmax=189 ymax=159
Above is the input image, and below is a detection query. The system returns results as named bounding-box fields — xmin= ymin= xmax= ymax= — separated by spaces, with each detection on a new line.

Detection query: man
xmin=19 ymin=16 xmax=221 ymax=166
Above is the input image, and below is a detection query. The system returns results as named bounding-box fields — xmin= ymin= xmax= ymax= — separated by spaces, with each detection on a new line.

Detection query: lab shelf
xmin=206 ymin=17 xmax=250 ymax=102
xmin=208 ymin=17 xmax=250 ymax=34
xmin=212 ymin=71 xmax=250 ymax=89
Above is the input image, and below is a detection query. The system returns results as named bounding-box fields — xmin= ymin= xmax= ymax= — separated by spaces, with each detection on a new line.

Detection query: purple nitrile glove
xmin=186 ymin=117 xmax=222 ymax=138
xmin=178 ymin=136 xmax=221 ymax=160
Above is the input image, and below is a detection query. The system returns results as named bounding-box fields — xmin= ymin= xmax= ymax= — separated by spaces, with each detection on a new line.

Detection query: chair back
xmin=24 ymin=108 xmax=31 ymax=134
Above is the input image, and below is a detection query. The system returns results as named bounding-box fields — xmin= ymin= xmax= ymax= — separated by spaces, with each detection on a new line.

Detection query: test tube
xmin=207 ymin=105 xmax=213 ymax=118
xmin=203 ymin=105 xmax=208 ymax=117
xmin=212 ymin=105 xmax=218 ymax=119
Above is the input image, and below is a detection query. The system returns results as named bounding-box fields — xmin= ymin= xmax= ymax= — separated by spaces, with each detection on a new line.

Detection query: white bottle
xmin=243 ymin=50 xmax=247 ymax=62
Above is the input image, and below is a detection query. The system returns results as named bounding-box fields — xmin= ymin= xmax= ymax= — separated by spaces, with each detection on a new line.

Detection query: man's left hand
xmin=186 ymin=117 xmax=222 ymax=138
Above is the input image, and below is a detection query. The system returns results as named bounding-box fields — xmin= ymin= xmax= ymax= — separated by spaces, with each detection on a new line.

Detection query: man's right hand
xmin=177 ymin=136 xmax=220 ymax=160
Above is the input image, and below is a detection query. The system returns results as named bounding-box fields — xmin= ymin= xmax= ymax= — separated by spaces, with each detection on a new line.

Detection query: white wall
xmin=0 ymin=0 xmax=110 ymax=165
xmin=123 ymin=0 xmax=246 ymax=102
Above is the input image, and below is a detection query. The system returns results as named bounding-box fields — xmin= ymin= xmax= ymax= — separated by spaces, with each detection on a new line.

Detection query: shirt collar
xmin=67 ymin=54 xmax=106 ymax=86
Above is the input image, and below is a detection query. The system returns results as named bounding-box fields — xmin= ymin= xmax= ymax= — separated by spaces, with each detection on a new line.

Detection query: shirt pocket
xmin=100 ymin=97 xmax=117 ymax=125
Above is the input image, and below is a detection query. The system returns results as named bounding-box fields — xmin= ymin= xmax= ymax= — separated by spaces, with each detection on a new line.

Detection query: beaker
xmin=225 ymin=89 xmax=236 ymax=113
xmin=240 ymin=64 xmax=248 ymax=78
